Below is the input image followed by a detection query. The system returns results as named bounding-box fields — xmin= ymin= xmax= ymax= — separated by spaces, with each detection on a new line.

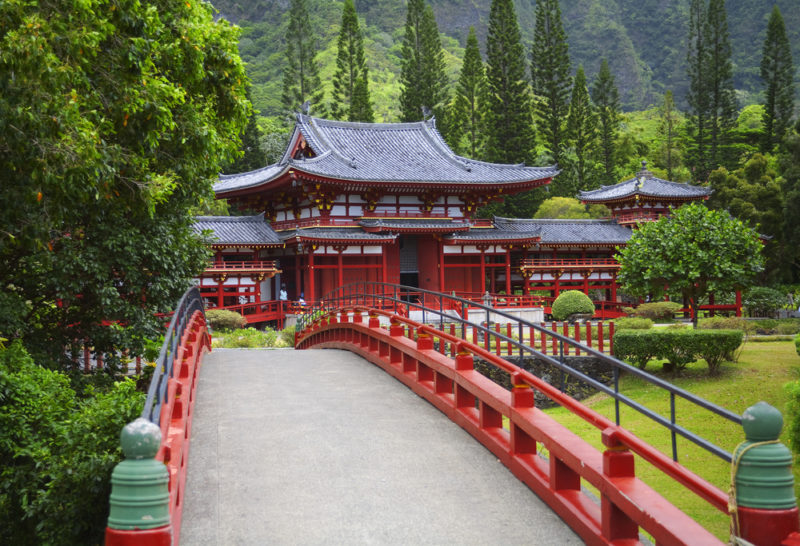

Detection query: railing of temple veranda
xmin=104 ymin=286 xmax=211 ymax=546
xmin=296 ymin=282 xmax=800 ymax=544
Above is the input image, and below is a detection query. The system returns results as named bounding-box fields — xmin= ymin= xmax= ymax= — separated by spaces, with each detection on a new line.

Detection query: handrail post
xmin=600 ymin=428 xmax=639 ymax=542
xmin=105 ymin=418 xmax=171 ymax=546
xmin=732 ymin=402 xmax=799 ymax=545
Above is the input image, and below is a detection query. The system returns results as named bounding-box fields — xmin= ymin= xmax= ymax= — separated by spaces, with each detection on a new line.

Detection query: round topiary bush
xmin=551 ymin=290 xmax=595 ymax=321
xmin=205 ymin=309 xmax=246 ymax=331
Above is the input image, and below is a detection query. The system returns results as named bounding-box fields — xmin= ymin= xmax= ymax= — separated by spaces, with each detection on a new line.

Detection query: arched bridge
xmin=104 ymin=284 xmax=800 ymax=546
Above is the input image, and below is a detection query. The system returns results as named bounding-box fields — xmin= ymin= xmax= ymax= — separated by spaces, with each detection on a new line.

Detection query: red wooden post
xmin=506 ymin=323 xmax=512 ymax=356
xmin=601 ymin=428 xmax=639 ymax=542
xmin=574 ymin=323 xmax=581 ymax=356
xmin=550 ymin=322 xmax=557 ymax=354
xmin=562 ymin=322 xmax=569 ymax=355
xmin=586 ymin=323 xmax=592 ymax=352
xmin=609 ymin=322 xmax=615 ymax=355
xmin=494 ymin=323 xmax=501 ymax=356
xmin=598 ymin=322 xmax=605 ymax=353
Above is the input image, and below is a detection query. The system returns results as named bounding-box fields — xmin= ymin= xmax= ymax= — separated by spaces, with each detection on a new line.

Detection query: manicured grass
xmin=545 ymin=340 xmax=800 ymax=540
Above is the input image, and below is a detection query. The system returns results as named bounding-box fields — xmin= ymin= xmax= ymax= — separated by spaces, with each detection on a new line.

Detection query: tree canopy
xmin=330 ymin=0 xmax=374 ymax=122
xmin=616 ymin=203 xmax=764 ymax=326
xmin=0 ymin=0 xmax=249 ymax=365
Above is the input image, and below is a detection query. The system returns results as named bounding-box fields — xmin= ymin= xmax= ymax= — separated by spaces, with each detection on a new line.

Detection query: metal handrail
xmin=300 ymin=281 xmax=742 ymax=463
xmin=142 ymin=286 xmax=206 ymax=424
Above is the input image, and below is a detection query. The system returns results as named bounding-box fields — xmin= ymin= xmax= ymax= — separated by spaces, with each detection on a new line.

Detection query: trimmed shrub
xmin=205 ymin=309 xmax=246 ymax=331
xmin=698 ymin=316 xmax=755 ymax=334
xmin=786 ymin=379 xmax=800 ymax=454
xmin=279 ymin=325 xmax=296 ymax=347
xmin=795 ymin=333 xmax=800 ymax=357
xmin=743 ymin=286 xmax=786 ymax=317
xmin=613 ymin=329 xmax=744 ymax=374
xmin=628 ymin=301 xmax=683 ymax=321
xmin=551 ymin=290 xmax=594 ymax=321
xmin=614 ymin=317 xmax=653 ymax=330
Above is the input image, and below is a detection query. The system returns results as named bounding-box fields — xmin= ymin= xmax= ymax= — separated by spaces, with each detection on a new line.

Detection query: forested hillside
xmin=212 ymin=0 xmax=800 ymax=118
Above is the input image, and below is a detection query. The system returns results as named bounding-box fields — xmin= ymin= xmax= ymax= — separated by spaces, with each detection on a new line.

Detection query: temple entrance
xmin=399 ymin=236 xmax=419 ymax=288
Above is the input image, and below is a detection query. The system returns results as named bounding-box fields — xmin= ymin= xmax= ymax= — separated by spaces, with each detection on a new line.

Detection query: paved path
xmin=181 ymin=348 xmax=580 ymax=545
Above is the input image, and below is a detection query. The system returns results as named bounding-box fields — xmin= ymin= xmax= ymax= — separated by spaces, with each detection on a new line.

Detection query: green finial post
xmin=106 ymin=418 xmax=170 ymax=530
xmin=733 ymin=402 xmax=799 ymax=545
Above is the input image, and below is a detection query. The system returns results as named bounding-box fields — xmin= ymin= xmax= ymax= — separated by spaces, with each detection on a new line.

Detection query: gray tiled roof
xmin=193 ymin=214 xmax=281 ymax=245
xmin=579 ymin=173 xmax=711 ymax=203
xmin=359 ymin=218 xmax=470 ymax=231
xmin=448 ymin=218 xmax=632 ymax=245
xmin=214 ymin=115 xmax=559 ymax=194
xmin=279 ymin=227 xmax=397 ymax=243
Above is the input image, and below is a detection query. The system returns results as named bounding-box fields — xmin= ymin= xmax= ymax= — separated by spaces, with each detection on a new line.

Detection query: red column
xmin=480 ymin=249 xmax=486 ymax=294
xmin=308 ymin=249 xmax=315 ymax=301
xmin=505 ymin=247 xmax=511 ymax=295
xmin=337 ymin=251 xmax=343 ymax=288
xmin=438 ymin=240 xmax=445 ymax=292
xmin=381 ymin=245 xmax=387 ymax=283
xmin=295 ymin=253 xmax=302 ymax=300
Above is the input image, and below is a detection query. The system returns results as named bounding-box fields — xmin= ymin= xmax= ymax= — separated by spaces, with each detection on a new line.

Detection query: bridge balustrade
xmin=297 ymin=282 xmax=800 ymax=545
xmin=105 ymin=287 xmax=211 ymax=546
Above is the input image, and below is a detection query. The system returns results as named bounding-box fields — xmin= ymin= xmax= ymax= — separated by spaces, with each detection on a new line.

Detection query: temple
xmin=194 ymin=114 xmax=717 ymax=322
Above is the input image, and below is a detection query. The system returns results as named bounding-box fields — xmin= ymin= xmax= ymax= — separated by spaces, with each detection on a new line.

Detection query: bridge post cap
xmin=601 ymin=426 xmax=625 ymax=448
xmin=742 ymin=401 xmax=783 ymax=442
xmin=120 ymin=417 xmax=162 ymax=460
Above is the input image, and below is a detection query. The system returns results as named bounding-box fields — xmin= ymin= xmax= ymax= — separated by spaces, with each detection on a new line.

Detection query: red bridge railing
xmin=105 ymin=287 xmax=211 ymax=546
xmin=296 ymin=282 xmax=800 ymax=545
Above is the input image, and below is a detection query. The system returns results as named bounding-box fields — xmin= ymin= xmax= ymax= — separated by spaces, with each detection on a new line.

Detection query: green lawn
xmin=544 ymin=340 xmax=800 ymax=541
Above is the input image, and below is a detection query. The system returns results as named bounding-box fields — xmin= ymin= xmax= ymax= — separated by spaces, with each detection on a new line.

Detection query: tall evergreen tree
xmin=450 ymin=27 xmax=487 ymax=158
xmin=281 ymin=0 xmax=326 ymax=115
xmin=566 ymin=66 xmax=598 ymax=194
xmin=398 ymin=0 xmax=449 ymax=126
xmin=590 ymin=59 xmax=620 ymax=185
xmin=484 ymin=0 xmax=534 ymax=165
xmin=686 ymin=0 xmax=711 ymax=181
xmin=782 ymin=119 xmax=800 ymax=281
xmin=657 ymin=90 xmax=682 ymax=180
xmin=531 ymin=0 xmax=571 ymax=166
xmin=224 ymin=87 xmax=264 ymax=174
xmin=760 ymin=5 xmax=795 ymax=152
xmin=330 ymin=0 xmax=373 ymax=122
xmin=705 ymin=0 xmax=737 ymax=169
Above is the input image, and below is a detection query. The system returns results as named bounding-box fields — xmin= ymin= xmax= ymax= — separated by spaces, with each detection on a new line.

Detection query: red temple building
xmin=194 ymin=115 xmax=714 ymax=320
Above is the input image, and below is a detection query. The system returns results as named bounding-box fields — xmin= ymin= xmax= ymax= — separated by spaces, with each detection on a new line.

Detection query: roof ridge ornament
xmin=636 ymin=160 xmax=653 ymax=190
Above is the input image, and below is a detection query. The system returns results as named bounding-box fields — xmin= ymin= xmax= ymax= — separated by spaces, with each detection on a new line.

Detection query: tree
xmin=616 ymin=203 xmax=764 ymax=327
xmin=566 ymin=66 xmax=598 ymax=193
xmin=533 ymin=197 xmax=608 ymax=219
xmin=0 ymin=0 xmax=249 ymax=365
xmin=483 ymin=0 xmax=534 ymax=165
xmin=781 ymin=119 xmax=800 ymax=281
xmin=531 ymin=0 xmax=571 ymax=167
xmin=281 ymin=0 xmax=326 ymax=115
xmin=656 ymin=90 xmax=683 ymax=181
xmin=224 ymin=86 xmax=265 ymax=174
xmin=399 ymin=0 xmax=448 ymax=125
xmin=330 ymin=0 xmax=374 ymax=122
xmin=591 ymin=59 xmax=620 ymax=186
xmin=686 ymin=0 xmax=711 ymax=181
xmin=449 ymin=27 xmax=487 ymax=158
xmin=704 ymin=0 xmax=737 ymax=170
xmin=760 ymin=5 xmax=795 ymax=152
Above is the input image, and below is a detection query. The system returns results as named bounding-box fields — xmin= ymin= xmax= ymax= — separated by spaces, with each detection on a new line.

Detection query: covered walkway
xmin=181 ymin=348 xmax=580 ymax=545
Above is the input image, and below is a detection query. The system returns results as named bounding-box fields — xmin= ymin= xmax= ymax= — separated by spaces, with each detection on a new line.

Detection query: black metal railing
xmin=141 ymin=286 xmax=206 ymax=424
xmin=299 ymin=282 xmax=742 ymax=463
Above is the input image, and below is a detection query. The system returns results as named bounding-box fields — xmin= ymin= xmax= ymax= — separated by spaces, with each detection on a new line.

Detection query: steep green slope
xmin=217 ymin=0 xmax=799 ymax=118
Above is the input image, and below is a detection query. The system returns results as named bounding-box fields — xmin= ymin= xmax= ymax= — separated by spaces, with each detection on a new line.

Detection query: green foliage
xmin=533 ymin=197 xmax=607 ymax=219
xmin=206 ymin=309 xmax=247 ymax=331
xmin=282 ymin=0 xmax=326 ymax=115
xmin=0 ymin=0 xmax=248 ymax=365
xmin=614 ymin=317 xmax=654 ymax=330
xmin=399 ymin=0 xmax=449 ymax=127
xmin=655 ymin=90 xmax=684 ymax=181
xmin=224 ymin=86 xmax=266 ymax=174
xmin=795 ymin=333 xmax=800 ymax=356
xmin=760 ymin=5 xmax=795 ymax=152
xmin=699 ymin=316 xmax=755 ymax=334
xmin=531 ymin=0 xmax=571 ymax=168
xmin=221 ymin=327 xmax=278 ymax=348
xmin=0 ymin=342 xmax=144 ymax=544
xmin=330 ymin=0 xmax=373 ymax=122
xmin=591 ymin=59 xmax=620 ymax=186
xmin=785 ymin=378 xmax=800 ymax=454
xmin=551 ymin=290 xmax=594 ymax=321
xmin=483 ymin=0 xmax=534 ymax=165
xmin=613 ymin=329 xmax=744 ymax=373
xmin=781 ymin=121 xmax=800 ymax=281
xmin=616 ymin=202 xmax=764 ymax=327
xmin=743 ymin=286 xmax=788 ymax=317
xmin=280 ymin=325 xmax=297 ymax=347
xmin=565 ymin=65 xmax=598 ymax=194
xmin=448 ymin=26 xmax=486 ymax=158
xmin=628 ymin=301 xmax=683 ymax=321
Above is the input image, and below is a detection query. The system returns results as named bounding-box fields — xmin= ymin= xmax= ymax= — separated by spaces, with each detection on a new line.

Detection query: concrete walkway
xmin=181 ymin=348 xmax=581 ymax=545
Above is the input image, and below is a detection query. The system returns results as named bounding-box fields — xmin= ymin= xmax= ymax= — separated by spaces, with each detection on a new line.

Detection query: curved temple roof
xmin=215 ymin=115 xmax=559 ymax=195
xmin=579 ymin=163 xmax=711 ymax=204
xmin=193 ymin=214 xmax=282 ymax=246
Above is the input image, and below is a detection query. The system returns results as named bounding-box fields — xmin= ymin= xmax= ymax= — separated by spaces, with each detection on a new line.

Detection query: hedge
xmin=205 ymin=309 xmax=246 ymax=331
xmin=626 ymin=301 xmax=683 ymax=321
xmin=613 ymin=329 xmax=744 ymax=374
